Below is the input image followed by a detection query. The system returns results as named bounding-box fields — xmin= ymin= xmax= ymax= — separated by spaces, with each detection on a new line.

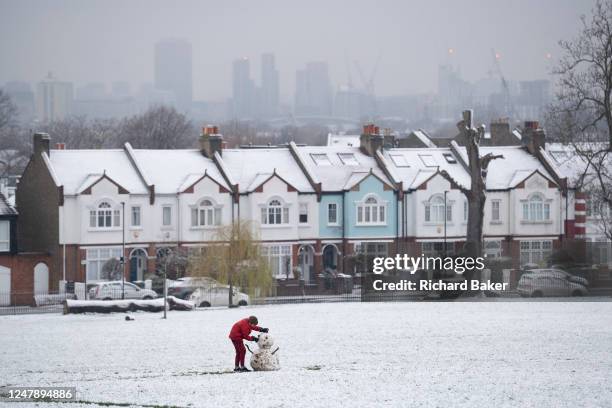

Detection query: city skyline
xmin=0 ymin=0 xmax=588 ymax=101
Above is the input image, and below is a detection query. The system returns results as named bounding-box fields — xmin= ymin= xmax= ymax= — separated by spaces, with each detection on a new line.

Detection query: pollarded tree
xmin=443 ymin=110 xmax=503 ymax=267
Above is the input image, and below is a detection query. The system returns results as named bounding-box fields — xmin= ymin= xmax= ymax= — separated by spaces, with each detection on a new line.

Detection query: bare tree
xmin=40 ymin=116 xmax=118 ymax=149
xmin=117 ymin=105 xmax=195 ymax=149
xmin=444 ymin=110 xmax=503 ymax=263
xmin=0 ymin=90 xmax=17 ymax=133
xmin=548 ymin=0 xmax=612 ymax=239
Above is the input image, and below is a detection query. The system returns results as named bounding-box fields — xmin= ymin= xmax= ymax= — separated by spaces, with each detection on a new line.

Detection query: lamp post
xmin=443 ymin=191 xmax=448 ymax=258
xmin=81 ymin=259 xmax=88 ymax=300
xmin=121 ymin=202 xmax=126 ymax=299
xmin=163 ymin=248 xmax=171 ymax=319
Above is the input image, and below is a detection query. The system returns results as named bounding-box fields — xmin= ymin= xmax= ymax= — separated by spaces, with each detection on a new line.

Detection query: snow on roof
xmin=544 ymin=143 xmax=592 ymax=188
xmin=295 ymin=145 xmax=391 ymax=191
xmin=479 ymin=146 xmax=555 ymax=189
xmin=131 ymin=149 xmax=229 ymax=194
xmin=48 ymin=149 xmax=148 ymax=195
xmin=0 ymin=192 xmax=17 ymax=216
xmin=219 ymin=148 xmax=314 ymax=193
xmin=326 ymin=133 xmax=360 ymax=147
xmin=382 ymin=148 xmax=470 ymax=190
xmin=412 ymin=130 xmax=437 ymax=148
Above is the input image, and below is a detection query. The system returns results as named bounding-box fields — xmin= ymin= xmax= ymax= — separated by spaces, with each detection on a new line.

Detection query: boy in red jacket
xmin=229 ymin=316 xmax=268 ymax=372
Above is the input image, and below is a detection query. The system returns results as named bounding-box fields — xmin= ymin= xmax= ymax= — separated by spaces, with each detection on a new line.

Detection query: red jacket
xmin=229 ymin=318 xmax=262 ymax=341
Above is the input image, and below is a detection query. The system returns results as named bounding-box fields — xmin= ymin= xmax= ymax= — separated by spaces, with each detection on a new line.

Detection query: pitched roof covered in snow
xmin=295 ymin=145 xmax=392 ymax=191
xmin=382 ymin=147 xmax=470 ymax=190
xmin=218 ymin=148 xmax=314 ymax=193
xmin=326 ymin=133 xmax=360 ymax=147
xmin=130 ymin=148 xmax=229 ymax=193
xmin=48 ymin=149 xmax=149 ymax=195
xmin=0 ymin=192 xmax=17 ymax=216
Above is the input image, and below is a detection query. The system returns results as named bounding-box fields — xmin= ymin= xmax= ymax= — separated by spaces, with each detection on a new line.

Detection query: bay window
xmin=522 ymin=194 xmax=550 ymax=222
xmin=191 ymin=199 xmax=221 ymax=227
xmin=520 ymin=240 xmax=552 ymax=266
xmin=424 ymin=195 xmax=451 ymax=223
xmin=261 ymin=245 xmax=292 ymax=279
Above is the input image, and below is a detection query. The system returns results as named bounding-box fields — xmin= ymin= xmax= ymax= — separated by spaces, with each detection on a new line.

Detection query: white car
xmin=189 ymin=286 xmax=250 ymax=307
xmin=89 ymin=281 xmax=158 ymax=300
xmin=517 ymin=274 xmax=589 ymax=298
xmin=529 ymin=268 xmax=589 ymax=287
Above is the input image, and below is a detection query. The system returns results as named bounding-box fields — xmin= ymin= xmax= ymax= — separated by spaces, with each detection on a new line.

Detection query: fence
xmin=2 ymin=269 xmax=611 ymax=315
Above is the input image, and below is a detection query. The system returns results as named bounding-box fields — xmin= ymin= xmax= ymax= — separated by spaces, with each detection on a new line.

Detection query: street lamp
xmin=163 ymin=248 xmax=172 ymax=319
xmin=444 ymin=191 xmax=448 ymax=258
xmin=121 ymin=202 xmax=126 ymax=300
xmin=81 ymin=259 xmax=88 ymax=300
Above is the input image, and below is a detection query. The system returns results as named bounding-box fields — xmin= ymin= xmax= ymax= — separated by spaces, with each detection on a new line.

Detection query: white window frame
xmin=190 ymin=198 xmax=222 ymax=228
xmin=86 ymin=247 xmax=123 ymax=282
xmin=424 ymin=195 xmax=452 ymax=224
xmin=520 ymin=240 xmax=553 ymax=266
xmin=260 ymin=198 xmax=290 ymax=226
xmin=261 ymin=244 xmax=292 ymax=279
xmin=389 ymin=154 xmax=410 ymax=167
xmin=130 ymin=206 xmax=141 ymax=228
xmin=310 ymin=153 xmax=332 ymax=166
xmin=356 ymin=194 xmax=387 ymax=226
xmin=162 ymin=205 xmax=173 ymax=227
xmin=484 ymin=240 xmax=502 ymax=258
xmin=89 ymin=200 xmax=121 ymax=230
xmin=327 ymin=202 xmax=339 ymax=225
xmin=299 ymin=202 xmax=308 ymax=224
xmin=0 ymin=220 xmax=10 ymax=251
xmin=521 ymin=193 xmax=551 ymax=223
xmin=491 ymin=200 xmax=501 ymax=223
xmin=463 ymin=200 xmax=468 ymax=222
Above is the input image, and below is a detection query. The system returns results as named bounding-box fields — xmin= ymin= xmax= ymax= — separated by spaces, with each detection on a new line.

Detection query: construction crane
xmin=353 ymin=51 xmax=382 ymax=119
xmin=490 ymin=49 xmax=517 ymax=120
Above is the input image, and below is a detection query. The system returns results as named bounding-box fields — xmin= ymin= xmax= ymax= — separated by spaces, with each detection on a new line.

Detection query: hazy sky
xmin=0 ymin=0 xmax=590 ymax=101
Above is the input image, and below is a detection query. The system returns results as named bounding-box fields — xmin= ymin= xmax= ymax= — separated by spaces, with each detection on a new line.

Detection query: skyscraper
xmin=232 ymin=57 xmax=256 ymax=119
xmin=36 ymin=72 xmax=74 ymax=122
xmin=260 ymin=53 xmax=279 ymax=118
xmin=154 ymin=39 xmax=192 ymax=112
xmin=294 ymin=62 xmax=332 ymax=117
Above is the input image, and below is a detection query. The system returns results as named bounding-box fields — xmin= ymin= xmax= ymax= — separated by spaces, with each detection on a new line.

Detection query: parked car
xmin=189 ymin=286 xmax=250 ymax=307
xmin=167 ymin=277 xmax=219 ymax=299
xmin=89 ymin=281 xmax=158 ymax=300
xmin=517 ymin=274 xmax=589 ymax=297
xmin=528 ymin=268 xmax=589 ymax=287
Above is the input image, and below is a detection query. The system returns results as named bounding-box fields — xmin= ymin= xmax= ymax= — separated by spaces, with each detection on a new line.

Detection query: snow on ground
xmin=1 ymin=301 xmax=612 ymax=407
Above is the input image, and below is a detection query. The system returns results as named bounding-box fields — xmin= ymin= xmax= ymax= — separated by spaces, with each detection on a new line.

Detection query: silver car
xmin=89 ymin=281 xmax=158 ymax=300
xmin=517 ymin=274 xmax=589 ymax=298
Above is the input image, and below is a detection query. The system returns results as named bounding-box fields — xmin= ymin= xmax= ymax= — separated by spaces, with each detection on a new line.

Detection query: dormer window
xmin=89 ymin=201 xmax=120 ymax=229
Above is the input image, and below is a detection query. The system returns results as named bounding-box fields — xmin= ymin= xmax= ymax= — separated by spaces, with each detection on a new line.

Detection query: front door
xmin=323 ymin=245 xmax=338 ymax=271
xmin=299 ymin=246 xmax=314 ymax=282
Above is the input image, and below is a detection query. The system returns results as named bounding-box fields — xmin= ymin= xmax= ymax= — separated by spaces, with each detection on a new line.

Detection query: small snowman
xmin=249 ymin=333 xmax=280 ymax=371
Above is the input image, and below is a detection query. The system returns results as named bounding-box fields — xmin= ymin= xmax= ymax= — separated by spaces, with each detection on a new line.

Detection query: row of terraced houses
xmin=1 ymin=120 xmax=611 ymax=298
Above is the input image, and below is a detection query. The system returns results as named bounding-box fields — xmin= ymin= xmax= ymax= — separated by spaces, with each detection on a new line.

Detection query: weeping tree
xmin=445 ymin=110 xmax=503 ymax=277
xmin=188 ymin=220 xmax=273 ymax=304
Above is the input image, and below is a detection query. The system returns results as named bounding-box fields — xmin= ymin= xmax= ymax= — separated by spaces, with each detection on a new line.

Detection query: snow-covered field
xmin=1 ymin=301 xmax=612 ymax=407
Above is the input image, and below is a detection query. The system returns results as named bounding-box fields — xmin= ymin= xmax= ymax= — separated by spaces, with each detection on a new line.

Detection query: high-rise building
xmin=154 ymin=39 xmax=192 ymax=112
xmin=36 ymin=73 xmax=74 ymax=122
xmin=260 ymin=53 xmax=279 ymax=118
xmin=294 ymin=62 xmax=332 ymax=117
xmin=232 ymin=57 xmax=256 ymax=119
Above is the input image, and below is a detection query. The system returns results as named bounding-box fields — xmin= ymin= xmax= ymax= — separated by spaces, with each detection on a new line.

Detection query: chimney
xmin=522 ymin=121 xmax=546 ymax=154
xmin=489 ymin=119 xmax=510 ymax=145
xmin=199 ymin=125 xmax=223 ymax=158
xmin=33 ymin=132 xmax=50 ymax=155
xmin=360 ymin=123 xmax=384 ymax=156
xmin=55 ymin=143 xmax=66 ymax=150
